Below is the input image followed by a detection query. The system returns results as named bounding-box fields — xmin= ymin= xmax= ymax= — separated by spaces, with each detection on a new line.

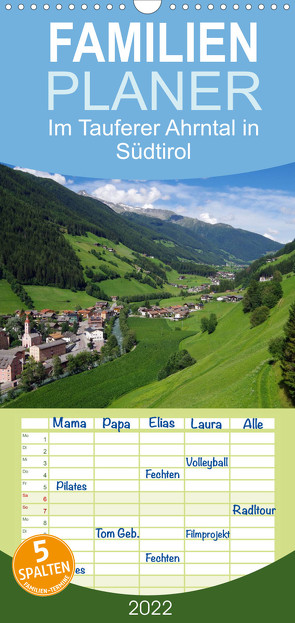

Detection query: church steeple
xmin=25 ymin=315 xmax=30 ymax=335
xmin=22 ymin=314 xmax=42 ymax=350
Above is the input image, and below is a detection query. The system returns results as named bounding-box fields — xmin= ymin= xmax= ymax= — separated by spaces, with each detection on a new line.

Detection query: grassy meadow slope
xmin=0 ymin=280 xmax=27 ymax=314
xmin=66 ymin=232 xmax=211 ymax=299
xmin=110 ymin=276 xmax=295 ymax=409
xmin=66 ymin=232 xmax=168 ymax=298
xmin=4 ymin=319 xmax=194 ymax=408
xmin=24 ymin=286 xmax=98 ymax=311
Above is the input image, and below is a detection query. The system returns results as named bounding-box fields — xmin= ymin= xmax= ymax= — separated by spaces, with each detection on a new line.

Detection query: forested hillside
xmin=107 ymin=201 xmax=282 ymax=262
xmin=167 ymin=217 xmax=281 ymax=262
xmin=0 ymin=164 xmax=284 ymax=300
xmin=236 ymin=238 xmax=295 ymax=286
xmin=0 ymin=165 xmax=220 ymax=292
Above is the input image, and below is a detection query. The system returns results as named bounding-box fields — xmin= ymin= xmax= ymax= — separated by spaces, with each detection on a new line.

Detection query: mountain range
xmin=0 ymin=164 xmax=282 ymax=297
xmin=79 ymin=191 xmax=282 ymax=264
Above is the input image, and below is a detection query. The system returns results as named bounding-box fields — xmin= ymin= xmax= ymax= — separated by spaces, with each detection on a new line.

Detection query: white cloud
xmin=91 ymin=183 xmax=169 ymax=209
xmin=199 ymin=212 xmax=218 ymax=225
xmin=264 ymin=227 xmax=279 ymax=240
xmin=14 ymin=167 xmax=66 ymax=185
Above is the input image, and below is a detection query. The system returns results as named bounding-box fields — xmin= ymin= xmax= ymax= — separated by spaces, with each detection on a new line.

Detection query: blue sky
xmin=13 ymin=162 xmax=295 ymax=244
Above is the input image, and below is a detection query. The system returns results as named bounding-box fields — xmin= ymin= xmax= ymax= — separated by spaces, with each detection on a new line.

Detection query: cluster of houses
xmin=201 ymin=293 xmax=243 ymax=303
xmin=138 ymin=302 xmax=204 ymax=320
xmin=168 ymin=282 xmax=210 ymax=293
xmin=210 ymin=272 xmax=235 ymax=287
xmin=169 ymin=271 xmax=236 ymax=292
xmin=137 ymin=291 xmax=244 ymax=321
xmin=259 ymin=275 xmax=274 ymax=282
xmin=93 ymin=241 xmax=115 ymax=253
xmin=0 ymin=300 xmax=123 ymax=388
xmin=0 ymin=279 xmax=245 ymax=388
xmin=216 ymin=271 xmax=236 ymax=280
xmin=187 ymin=284 xmax=209 ymax=293
xmin=216 ymin=295 xmax=244 ymax=303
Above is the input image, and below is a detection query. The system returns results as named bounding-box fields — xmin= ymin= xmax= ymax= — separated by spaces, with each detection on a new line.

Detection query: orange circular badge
xmin=12 ymin=535 xmax=75 ymax=596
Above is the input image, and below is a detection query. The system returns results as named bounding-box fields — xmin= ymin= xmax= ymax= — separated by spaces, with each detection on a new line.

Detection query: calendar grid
xmin=93 ymin=426 xmax=95 ymax=590
xmin=183 ymin=427 xmax=186 ymax=595
xmin=20 ymin=416 xmax=276 ymax=595
xmin=138 ymin=430 xmax=141 ymax=596
xmin=229 ymin=430 xmax=231 ymax=583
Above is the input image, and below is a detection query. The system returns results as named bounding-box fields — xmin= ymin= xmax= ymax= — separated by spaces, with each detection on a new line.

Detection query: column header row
xmin=22 ymin=416 xmax=275 ymax=431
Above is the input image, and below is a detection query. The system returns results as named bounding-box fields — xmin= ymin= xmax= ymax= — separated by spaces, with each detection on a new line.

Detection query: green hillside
xmin=4 ymin=319 xmax=194 ymax=409
xmin=235 ymin=238 xmax=295 ymax=286
xmin=124 ymin=212 xmax=227 ymax=265
xmin=99 ymin=278 xmax=156 ymax=298
xmin=110 ymin=276 xmax=295 ymax=409
xmin=0 ymin=224 xmax=210 ymax=312
xmin=0 ymin=163 xmax=222 ymax=295
xmin=0 ymin=164 xmax=225 ymax=311
xmin=172 ymin=216 xmax=282 ymax=262
xmin=24 ymin=286 xmax=98 ymax=311
xmin=0 ymin=280 xmax=26 ymax=314
xmin=259 ymin=250 xmax=295 ymax=275
xmin=66 ymin=231 xmax=213 ymax=300
xmin=66 ymin=233 xmax=167 ymax=299
xmin=0 ymin=167 xmax=86 ymax=290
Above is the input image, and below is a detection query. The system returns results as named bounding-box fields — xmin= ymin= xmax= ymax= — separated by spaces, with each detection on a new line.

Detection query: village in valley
xmin=0 ymin=299 xmax=122 ymax=393
xmin=142 ymin=270 xmax=243 ymax=318
xmin=0 ymin=163 xmax=292 ymax=410
xmin=1 ymin=220 xmax=282 ymax=406
xmin=0 ymin=265 xmax=246 ymax=398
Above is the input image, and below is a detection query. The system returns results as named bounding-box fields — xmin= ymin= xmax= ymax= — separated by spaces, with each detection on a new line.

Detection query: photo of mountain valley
xmin=1 ymin=162 xmax=295 ymax=409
